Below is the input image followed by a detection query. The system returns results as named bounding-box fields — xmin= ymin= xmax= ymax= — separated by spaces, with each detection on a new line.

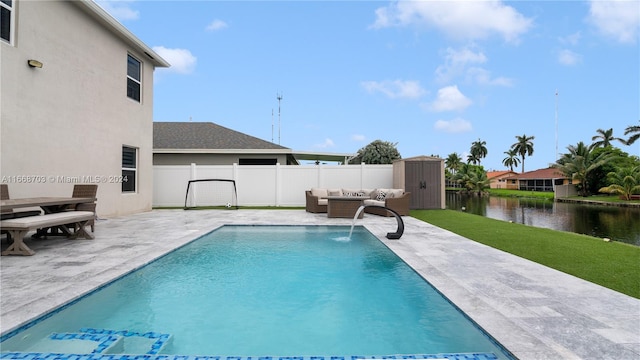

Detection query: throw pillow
xmin=376 ymin=190 xmax=387 ymax=201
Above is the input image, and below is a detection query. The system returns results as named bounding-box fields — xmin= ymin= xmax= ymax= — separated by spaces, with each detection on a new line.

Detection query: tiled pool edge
xmin=0 ymin=353 xmax=500 ymax=360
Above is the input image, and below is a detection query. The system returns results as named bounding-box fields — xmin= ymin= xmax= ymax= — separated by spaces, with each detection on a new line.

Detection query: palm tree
xmin=598 ymin=166 xmax=640 ymax=200
xmin=470 ymin=139 xmax=488 ymax=165
xmin=625 ymin=121 xmax=640 ymax=145
xmin=511 ymin=134 xmax=535 ymax=173
xmin=553 ymin=141 xmax=617 ymax=197
xmin=502 ymin=149 xmax=520 ymax=172
xmin=466 ymin=153 xmax=480 ymax=165
xmin=453 ymin=164 xmax=489 ymax=195
xmin=591 ymin=128 xmax=625 ymax=148
xmin=445 ymin=152 xmax=463 ymax=175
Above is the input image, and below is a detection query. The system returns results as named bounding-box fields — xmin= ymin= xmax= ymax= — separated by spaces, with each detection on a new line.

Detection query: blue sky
xmin=99 ymin=0 xmax=639 ymax=170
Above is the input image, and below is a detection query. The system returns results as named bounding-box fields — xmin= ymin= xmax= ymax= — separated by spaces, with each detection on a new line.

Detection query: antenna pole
xmin=271 ymin=108 xmax=274 ymax=143
xmin=555 ymin=89 xmax=558 ymax=161
xmin=277 ymin=92 xmax=283 ymax=145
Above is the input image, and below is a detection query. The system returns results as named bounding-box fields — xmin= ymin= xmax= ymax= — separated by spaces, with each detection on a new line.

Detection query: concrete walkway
xmin=1 ymin=210 xmax=638 ymax=359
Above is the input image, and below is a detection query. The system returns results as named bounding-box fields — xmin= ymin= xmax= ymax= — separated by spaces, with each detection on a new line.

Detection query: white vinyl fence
xmin=153 ymin=163 xmax=394 ymax=207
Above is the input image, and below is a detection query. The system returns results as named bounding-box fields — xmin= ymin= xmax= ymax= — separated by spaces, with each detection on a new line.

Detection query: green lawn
xmin=487 ymin=188 xmax=555 ymax=200
xmin=411 ymin=209 xmax=640 ymax=299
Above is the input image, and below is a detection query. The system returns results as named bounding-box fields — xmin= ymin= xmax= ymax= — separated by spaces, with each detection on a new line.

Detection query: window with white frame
xmin=127 ymin=54 xmax=141 ymax=102
xmin=122 ymin=146 xmax=137 ymax=192
xmin=1 ymin=0 xmax=13 ymax=44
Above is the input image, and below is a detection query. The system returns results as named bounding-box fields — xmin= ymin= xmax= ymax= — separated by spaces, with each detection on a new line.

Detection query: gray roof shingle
xmin=153 ymin=122 xmax=290 ymax=150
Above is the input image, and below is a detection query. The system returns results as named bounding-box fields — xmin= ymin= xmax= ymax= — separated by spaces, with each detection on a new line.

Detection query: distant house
xmin=513 ymin=167 xmax=572 ymax=192
xmin=153 ymin=122 xmax=355 ymax=166
xmin=487 ymin=170 xmax=519 ymax=189
xmin=1 ymin=0 xmax=169 ymax=217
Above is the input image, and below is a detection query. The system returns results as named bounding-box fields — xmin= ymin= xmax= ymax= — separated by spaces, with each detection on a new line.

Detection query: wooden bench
xmin=1 ymin=211 xmax=95 ymax=256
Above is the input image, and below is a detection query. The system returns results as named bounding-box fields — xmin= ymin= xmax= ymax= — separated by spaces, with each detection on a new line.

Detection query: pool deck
xmin=1 ymin=209 xmax=639 ymax=359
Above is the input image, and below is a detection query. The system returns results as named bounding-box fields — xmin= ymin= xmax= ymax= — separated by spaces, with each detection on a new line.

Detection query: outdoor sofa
xmin=305 ymin=188 xmax=410 ymax=216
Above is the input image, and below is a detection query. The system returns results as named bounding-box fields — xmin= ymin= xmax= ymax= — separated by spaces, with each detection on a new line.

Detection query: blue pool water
xmin=1 ymin=225 xmax=513 ymax=359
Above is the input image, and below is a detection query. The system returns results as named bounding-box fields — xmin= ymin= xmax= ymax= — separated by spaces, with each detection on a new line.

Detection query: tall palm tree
xmin=625 ymin=121 xmax=640 ymax=145
xmin=511 ymin=134 xmax=535 ymax=173
xmin=553 ymin=141 xmax=616 ymax=197
xmin=502 ymin=149 xmax=520 ymax=172
xmin=591 ymin=128 xmax=625 ymax=148
xmin=470 ymin=139 xmax=488 ymax=165
xmin=466 ymin=153 xmax=480 ymax=165
xmin=445 ymin=152 xmax=463 ymax=175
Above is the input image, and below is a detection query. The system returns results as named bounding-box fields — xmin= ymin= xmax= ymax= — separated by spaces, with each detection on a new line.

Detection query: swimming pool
xmin=1 ymin=225 xmax=513 ymax=359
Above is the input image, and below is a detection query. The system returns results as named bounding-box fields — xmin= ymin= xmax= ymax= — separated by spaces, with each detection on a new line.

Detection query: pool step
xmin=48 ymin=328 xmax=172 ymax=355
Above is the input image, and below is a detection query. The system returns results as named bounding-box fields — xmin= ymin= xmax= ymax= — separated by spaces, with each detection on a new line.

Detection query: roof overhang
xmin=290 ymin=151 xmax=358 ymax=164
xmin=153 ymin=149 xmax=357 ymax=164
xmin=153 ymin=149 xmax=293 ymax=154
xmin=74 ymin=1 xmax=170 ymax=68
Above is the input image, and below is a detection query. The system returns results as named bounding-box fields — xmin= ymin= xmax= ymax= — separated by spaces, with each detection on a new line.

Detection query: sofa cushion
xmin=389 ymin=189 xmax=404 ymax=198
xmin=318 ymin=199 xmax=328 ymax=206
xmin=328 ymin=189 xmax=343 ymax=196
xmin=311 ymin=188 xmax=328 ymax=198
xmin=363 ymin=199 xmax=385 ymax=207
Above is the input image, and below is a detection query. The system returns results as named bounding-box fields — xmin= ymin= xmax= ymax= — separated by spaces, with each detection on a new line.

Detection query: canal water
xmin=446 ymin=192 xmax=640 ymax=246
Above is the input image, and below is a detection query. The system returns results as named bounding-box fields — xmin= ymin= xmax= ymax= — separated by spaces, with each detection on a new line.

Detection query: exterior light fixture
xmin=27 ymin=59 xmax=43 ymax=68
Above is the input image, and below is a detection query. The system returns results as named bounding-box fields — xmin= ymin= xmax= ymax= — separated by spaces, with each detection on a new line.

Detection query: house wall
xmin=153 ymin=164 xmax=394 ymax=207
xmin=153 ymin=153 xmax=289 ymax=166
xmin=1 ymin=1 xmax=155 ymax=217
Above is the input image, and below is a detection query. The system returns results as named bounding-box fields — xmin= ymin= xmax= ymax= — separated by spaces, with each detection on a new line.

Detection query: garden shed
xmin=393 ymin=156 xmax=445 ymax=209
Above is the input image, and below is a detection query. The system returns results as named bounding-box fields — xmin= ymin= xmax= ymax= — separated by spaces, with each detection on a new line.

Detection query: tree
xmin=598 ymin=166 xmax=640 ymax=200
xmin=553 ymin=141 xmax=617 ymax=197
xmin=445 ymin=153 xmax=463 ymax=175
xmin=349 ymin=140 xmax=401 ymax=164
xmin=453 ymin=164 xmax=489 ymax=195
xmin=466 ymin=153 xmax=481 ymax=165
xmin=625 ymin=121 xmax=640 ymax=145
xmin=591 ymin=128 xmax=625 ymax=148
xmin=502 ymin=149 xmax=520 ymax=172
xmin=469 ymin=138 xmax=488 ymax=165
xmin=511 ymin=134 xmax=535 ymax=173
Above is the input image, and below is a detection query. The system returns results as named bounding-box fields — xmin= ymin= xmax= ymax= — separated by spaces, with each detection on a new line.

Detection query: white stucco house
xmin=1 ymin=0 xmax=169 ymax=217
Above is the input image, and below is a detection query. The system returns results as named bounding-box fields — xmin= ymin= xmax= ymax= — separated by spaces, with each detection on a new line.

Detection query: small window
xmin=1 ymin=0 xmax=13 ymax=44
xmin=122 ymin=146 xmax=137 ymax=192
xmin=127 ymin=54 xmax=141 ymax=102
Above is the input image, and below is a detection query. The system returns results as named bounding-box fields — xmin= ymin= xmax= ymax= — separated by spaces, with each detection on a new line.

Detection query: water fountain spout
xmin=348 ymin=205 xmax=404 ymax=240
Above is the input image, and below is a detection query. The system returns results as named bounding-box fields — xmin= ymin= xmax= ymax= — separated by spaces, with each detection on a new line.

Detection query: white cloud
xmin=435 ymin=46 xmax=487 ymax=83
xmin=558 ymin=49 xmax=582 ymax=66
xmin=559 ymin=31 xmax=582 ymax=45
xmin=351 ymin=134 xmax=366 ymax=142
xmin=434 ymin=118 xmax=473 ymax=133
xmin=588 ymin=0 xmax=640 ymax=43
xmin=361 ymin=80 xmax=426 ymax=99
xmin=96 ymin=0 xmax=139 ymax=21
xmin=429 ymin=85 xmax=472 ymax=112
xmin=315 ymin=138 xmax=335 ymax=148
xmin=206 ymin=19 xmax=229 ymax=31
xmin=466 ymin=67 xmax=514 ymax=86
xmin=371 ymin=0 xmax=533 ymax=43
xmin=152 ymin=46 xmax=197 ymax=74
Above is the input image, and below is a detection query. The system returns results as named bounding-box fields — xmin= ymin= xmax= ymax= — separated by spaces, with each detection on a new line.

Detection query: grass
xmin=565 ymin=194 xmax=640 ymax=204
xmin=487 ymin=188 xmax=555 ymax=200
xmin=411 ymin=209 xmax=640 ymax=299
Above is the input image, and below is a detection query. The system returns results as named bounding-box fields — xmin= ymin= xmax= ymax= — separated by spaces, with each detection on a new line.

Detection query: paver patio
xmin=1 ymin=210 xmax=638 ymax=359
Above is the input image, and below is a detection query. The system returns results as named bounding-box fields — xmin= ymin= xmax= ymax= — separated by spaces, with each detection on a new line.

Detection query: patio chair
xmin=46 ymin=184 xmax=98 ymax=236
xmin=68 ymin=184 xmax=98 ymax=232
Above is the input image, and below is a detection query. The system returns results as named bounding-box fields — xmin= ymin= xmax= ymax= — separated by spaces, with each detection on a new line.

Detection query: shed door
xmin=405 ymin=161 xmax=442 ymax=209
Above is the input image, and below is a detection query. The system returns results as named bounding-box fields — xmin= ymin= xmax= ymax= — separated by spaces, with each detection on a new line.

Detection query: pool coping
xmin=1 ymin=209 xmax=639 ymax=359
